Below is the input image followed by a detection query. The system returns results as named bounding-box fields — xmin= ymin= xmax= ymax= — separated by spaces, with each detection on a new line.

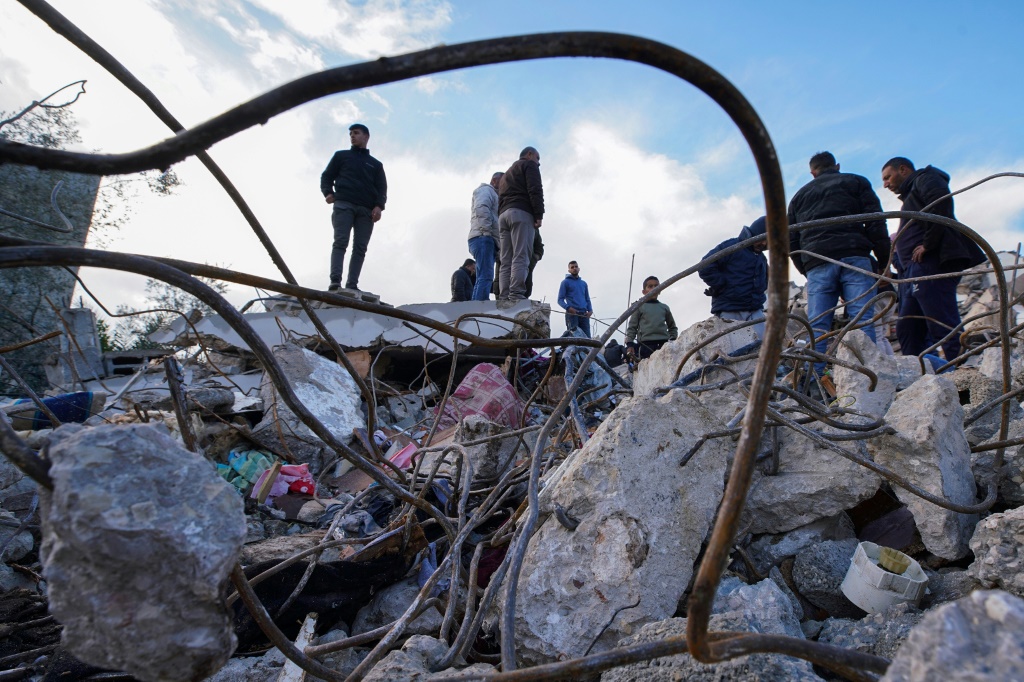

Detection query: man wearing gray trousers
xmin=497 ymin=146 xmax=545 ymax=304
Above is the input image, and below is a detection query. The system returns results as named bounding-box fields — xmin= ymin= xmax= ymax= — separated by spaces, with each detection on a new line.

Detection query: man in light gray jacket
xmin=467 ymin=172 xmax=503 ymax=301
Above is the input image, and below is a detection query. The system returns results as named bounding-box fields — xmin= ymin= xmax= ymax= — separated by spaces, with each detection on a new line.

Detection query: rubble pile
xmin=1 ymin=259 xmax=1023 ymax=682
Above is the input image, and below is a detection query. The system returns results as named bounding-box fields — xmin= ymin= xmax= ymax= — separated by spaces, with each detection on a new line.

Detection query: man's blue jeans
xmin=805 ymin=256 xmax=877 ymax=373
xmin=566 ymin=313 xmax=591 ymax=338
xmin=468 ymin=236 xmax=496 ymax=301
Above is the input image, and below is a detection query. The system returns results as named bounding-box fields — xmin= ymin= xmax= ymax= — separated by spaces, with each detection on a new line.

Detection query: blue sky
xmin=2 ymin=1 xmax=1022 ymax=336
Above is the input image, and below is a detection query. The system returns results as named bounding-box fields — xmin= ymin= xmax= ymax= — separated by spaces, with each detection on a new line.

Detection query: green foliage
xmin=0 ymin=91 xmax=182 ymax=248
xmin=109 ymin=275 xmax=230 ymax=351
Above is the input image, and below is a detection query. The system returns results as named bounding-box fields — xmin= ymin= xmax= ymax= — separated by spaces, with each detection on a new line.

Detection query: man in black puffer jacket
xmin=789 ymin=152 xmax=890 ymax=372
xmin=698 ymin=216 xmax=769 ymax=338
xmin=882 ymin=157 xmax=984 ymax=360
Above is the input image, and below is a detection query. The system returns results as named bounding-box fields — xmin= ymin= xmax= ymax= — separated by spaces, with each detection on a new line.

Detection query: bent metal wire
xmin=1 ymin=5 xmax=1019 ymax=680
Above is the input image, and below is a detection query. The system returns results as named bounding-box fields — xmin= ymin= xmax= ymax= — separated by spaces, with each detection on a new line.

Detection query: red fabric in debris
xmin=433 ymin=363 xmax=523 ymax=430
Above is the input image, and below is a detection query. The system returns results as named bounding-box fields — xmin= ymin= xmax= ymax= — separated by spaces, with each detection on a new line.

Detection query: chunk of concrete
xmin=880 ymin=591 xmax=1024 ymax=681
xmin=602 ymin=580 xmax=822 ymax=681
xmin=351 ymin=577 xmax=443 ymax=638
xmin=0 ymin=509 xmax=33 ymax=561
xmin=979 ymin=344 xmax=1024 ymax=391
xmin=833 ymin=330 xmax=900 ymax=419
xmin=746 ymin=512 xmax=856 ymax=575
xmin=968 ymin=505 xmax=1024 ymax=598
xmin=742 ymin=428 xmax=881 ymax=534
xmin=952 ymin=367 xmax=1024 ymax=445
xmin=973 ymin=419 xmax=1024 ymax=507
xmin=362 ymin=635 xmax=447 ymax=682
xmin=866 ymin=375 xmax=979 ymax=559
xmin=632 ymin=316 xmax=760 ymax=398
xmin=922 ymin=569 xmax=979 ymax=608
xmin=817 ymin=601 xmax=923 ymax=659
xmin=40 ymin=423 xmax=247 ymax=682
xmin=251 ymin=344 xmax=363 ymax=473
xmin=454 ymin=415 xmax=520 ymax=484
xmin=792 ymin=538 xmax=863 ymax=618
xmin=498 ymin=390 xmax=728 ymax=666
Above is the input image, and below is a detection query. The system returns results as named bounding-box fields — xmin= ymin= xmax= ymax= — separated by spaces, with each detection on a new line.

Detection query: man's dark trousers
xmin=897 ymin=259 xmax=962 ymax=360
xmin=566 ymin=314 xmax=591 ymax=338
xmin=330 ymin=202 xmax=373 ymax=289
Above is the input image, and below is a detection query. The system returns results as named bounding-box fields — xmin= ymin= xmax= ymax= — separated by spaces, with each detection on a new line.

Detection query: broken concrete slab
xmin=742 ymin=428 xmax=881 ymax=535
xmin=880 ymin=591 xmax=1024 ymax=681
xmin=150 ymin=299 xmax=550 ymax=355
xmin=362 ymin=635 xmax=448 ymax=682
xmin=497 ymin=389 xmax=728 ymax=666
xmin=968 ymin=505 xmax=1024 ymax=598
xmin=817 ymin=601 xmax=923 ymax=660
xmin=40 ymin=423 xmax=247 ymax=682
xmin=240 ymin=530 xmax=327 ymax=565
xmin=128 ymin=386 xmax=236 ymax=414
xmin=792 ymin=538 xmax=863 ymax=618
xmin=833 ymin=330 xmax=900 ymax=419
xmin=973 ymin=419 xmax=1024 ymax=507
xmin=631 ymin=316 xmax=760 ymax=398
xmin=979 ymin=343 xmax=1024 ymax=391
xmin=893 ymin=354 xmax=929 ymax=390
xmin=603 ymin=580 xmax=821 ymax=681
xmin=250 ymin=344 xmax=363 ymax=473
xmin=952 ymin=367 xmax=1024 ymax=445
xmin=351 ymin=576 xmax=443 ymax=639
xmin=746 ymin=512 xmax=856 ymax=576
xmin=866 ymin=374 xmax=979 ymax=560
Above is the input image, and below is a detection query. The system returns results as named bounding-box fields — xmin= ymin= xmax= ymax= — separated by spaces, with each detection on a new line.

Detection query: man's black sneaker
xmin=327 ymin=284 xmax=340 ymax=292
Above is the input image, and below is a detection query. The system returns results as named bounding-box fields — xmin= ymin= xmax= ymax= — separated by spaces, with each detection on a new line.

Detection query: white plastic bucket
xmin=840 ymin=541 xmax=928 ymax=614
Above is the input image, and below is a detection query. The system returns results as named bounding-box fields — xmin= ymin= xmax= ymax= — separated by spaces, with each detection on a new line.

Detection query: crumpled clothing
xmin=250 ymin=463 xmax=316 ymax=506
xmin=433 ymin=363 xmax=523 ymax=431
xmin=417 ymin=541 xmax=450 ymax=596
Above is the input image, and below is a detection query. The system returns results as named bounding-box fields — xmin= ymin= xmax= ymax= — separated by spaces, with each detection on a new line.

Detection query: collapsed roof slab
xmin=149 ymin=299 xmax=550 ymax=354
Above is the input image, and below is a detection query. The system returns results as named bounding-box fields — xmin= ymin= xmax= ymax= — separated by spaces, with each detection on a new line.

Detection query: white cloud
xmin=244 ymin=0 xmax=452 ymax=59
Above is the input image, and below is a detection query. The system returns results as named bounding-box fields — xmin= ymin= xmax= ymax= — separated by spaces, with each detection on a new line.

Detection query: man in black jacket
xmin=497 ymin=146 xmax=544 ymax=305
xmin=789 ymin=151 xmax=890 ymax=371
xmin=451 ymin=259 xmax=476 ymax=302
xmin=882 ymin=157 xmax=984 ymax=360
xmin=320 ymin=123 xmax=387 ymax=292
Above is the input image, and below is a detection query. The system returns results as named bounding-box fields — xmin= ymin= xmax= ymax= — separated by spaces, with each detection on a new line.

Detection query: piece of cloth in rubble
xmin=249 ymin=463 xmax=316 ymax=506
xmin=433 ymin=362 xmax=524 ymax=430
xmin=228 ymin=448 xmax=275 ymax=483
xmin=8 ymin=391 xmax=106 ymax=430
xmin=417 ymin=542 xmax=451 ymax=597
xmin=338 ymin=509 xmax=383 ymax=537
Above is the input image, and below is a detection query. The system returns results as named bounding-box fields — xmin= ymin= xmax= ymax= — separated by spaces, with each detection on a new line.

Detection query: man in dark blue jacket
xmin=882 ymin=157 xmax=984 ymax=360
xmin=557 ymin=260 xmax=593 ymax=337
xmin=789 ymin=152 xmax=890 ymax=372
xmin=698 ymin=217 xmax=769 ymax=338
xmin=320 ymin=123 xmax=387 ymax=292
xmin=451 ymin=259 xmax=476 ymax=302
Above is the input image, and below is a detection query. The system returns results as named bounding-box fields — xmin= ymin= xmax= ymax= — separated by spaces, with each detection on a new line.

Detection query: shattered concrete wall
xmin=0 ymin=164 xmax=99 ymax=395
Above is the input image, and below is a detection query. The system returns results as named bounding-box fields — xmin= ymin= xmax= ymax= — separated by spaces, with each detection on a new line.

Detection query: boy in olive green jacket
xmin=626 ymin=276 xmax=678 ymax=360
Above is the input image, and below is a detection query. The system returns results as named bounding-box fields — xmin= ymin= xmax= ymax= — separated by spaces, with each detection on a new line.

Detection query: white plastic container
xmin=840 ymin=541 xmax=928 ymax=614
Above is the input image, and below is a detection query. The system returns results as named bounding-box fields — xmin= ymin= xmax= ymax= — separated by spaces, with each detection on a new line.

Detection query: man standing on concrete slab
xmin=882 ymin=157 xmax=984 ymax=360
xmin=788 ymin=151 xmax=890 ymax=371
xmin=451 ymin=258 xmax=477 ymax=302
xmin=558 ymin=260 xmax=593 ymax=337
xmin=320 ymin=123 xmax=387 ymax=292
xmin=468 ymin=172 xmax=502 ymax=301
xmin=497 ymin=146 xmax=544 ymax=305
xmin=698 ymin=216 xmax=769 ymax=338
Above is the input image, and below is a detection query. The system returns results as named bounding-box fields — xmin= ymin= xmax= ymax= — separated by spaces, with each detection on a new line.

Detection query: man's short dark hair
xmin=520 ymin=146 xmax=539 ymax=159
xmin=491 ymin=172 xmax=504 ymax=181
xmin=349 ymin=123 xmax=370 ymax=135
xmin=809 ymin=151 xmax=837 ymax=172
xmin=463 ymin=258 xmax=476 ymax=267
xmin=882 ymin=156 xmax=915 ymax=172
xmin=568 ymin=260 xmax=578 ymax=266
xmin=643 ymin=276 xmax=660 ymax=288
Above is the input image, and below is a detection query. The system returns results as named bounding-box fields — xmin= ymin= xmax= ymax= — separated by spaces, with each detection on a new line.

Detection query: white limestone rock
xmin=497 ymin=389 xmax=729 ymax=666
xmin=866 ymin=374 xmax=978 ymax=559
xmin=968 ymin=505 xmax=1024 ymax=598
